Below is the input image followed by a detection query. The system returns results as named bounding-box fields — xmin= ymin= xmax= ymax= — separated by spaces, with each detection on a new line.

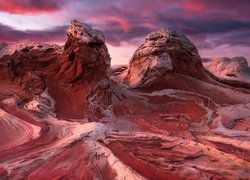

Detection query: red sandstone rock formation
xmin=124 ymin=28 xmax=206 ymax=87
xmin=0 ymin=20 xmax=249 ymax=179
xmin=46 ymin=20 xmax=111 ymax=118
xmin=205 ymin=56 xmax=250 ymax=84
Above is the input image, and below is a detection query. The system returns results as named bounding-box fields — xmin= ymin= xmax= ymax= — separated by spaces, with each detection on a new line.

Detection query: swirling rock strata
xmin=0 ymin=20 xmax=249 ymax=179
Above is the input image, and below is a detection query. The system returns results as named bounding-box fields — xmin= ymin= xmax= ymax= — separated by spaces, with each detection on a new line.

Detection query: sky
xmin=0 ymin=0 xmax=249 ymax=65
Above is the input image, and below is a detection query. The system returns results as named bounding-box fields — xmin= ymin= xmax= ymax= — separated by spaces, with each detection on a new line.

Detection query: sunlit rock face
xmin=0 ymin=20 xmax=250 ymax=179
xmin=207 ymin=56 xmax=248 ymax=75
xmin=125 ymin=28 xmax=205 ymax=87
xmin=67 ymin=20 xmax=105 ymax=44
xmin=205 ymin=56 xmax=250 ymax=82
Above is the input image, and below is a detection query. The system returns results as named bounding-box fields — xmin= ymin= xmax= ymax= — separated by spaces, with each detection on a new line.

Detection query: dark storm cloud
xmin=156 ymin=12 xmax=250 ymax=34
xmin=0 ymin=23 xmax=66 ymax=43
xmin=73 ymin=0 xmax=250 ymax=48
xmin=209 ymin=31 xmax=250 ymax=47
xmin=103 ymin=25 xmax=154 ymax=46
xmin=0 ymin=0 xmax=250 ymax=50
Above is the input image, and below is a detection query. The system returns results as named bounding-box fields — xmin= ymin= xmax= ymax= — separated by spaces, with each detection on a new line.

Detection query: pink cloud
xmin=0 ymin=0 xmax=249 ymax=64
xmin=0 ymin=0 xmax=66 ymax=14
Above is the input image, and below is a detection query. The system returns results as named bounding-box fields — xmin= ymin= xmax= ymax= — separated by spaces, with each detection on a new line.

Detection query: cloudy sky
xmin=0 ymin=0 xmax=249 ymax=65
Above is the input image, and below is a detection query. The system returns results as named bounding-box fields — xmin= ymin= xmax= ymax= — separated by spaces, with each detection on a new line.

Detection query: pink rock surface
xmin=0 ymin=20 xmax=249 ymax=179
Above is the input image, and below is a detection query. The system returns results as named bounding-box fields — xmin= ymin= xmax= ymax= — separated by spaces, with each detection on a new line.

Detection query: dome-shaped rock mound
xmin=125 ymin=28 xmax=206 ymax=87
xmin=206 ymin=56 xmax=248 ymax=76
xmin=205 ymin=56 xmax=250 ymax=84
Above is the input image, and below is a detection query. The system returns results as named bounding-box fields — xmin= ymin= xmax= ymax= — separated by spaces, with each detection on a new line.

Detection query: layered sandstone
xmin=0 ymin=20 xmax=249 ymax=180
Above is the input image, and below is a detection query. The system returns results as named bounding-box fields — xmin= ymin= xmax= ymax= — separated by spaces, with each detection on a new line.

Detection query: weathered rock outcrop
xmin=44 ymin=20 xmax=112 ymax=118
xmin=0 ymin=40 xmax=61 ymax=96
xmin=205 ymin=56 xmax=250 ymax=84
xmin=0 ymin=40 xmax=61 ymax=59
xmin=48 ymin=20 xmax=110 ymax=84
xmin=0 ymin=20 xmax=112 ymax=118
xmin=67 ymin=20 xmax=105 ymax=44
xmin=206 ymin=56 xmax=248 ymax=77
xmin=125 ymin=28 xmax=205 ymax=87
xmin=0 ymin=20 xmax=250 ymax=180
